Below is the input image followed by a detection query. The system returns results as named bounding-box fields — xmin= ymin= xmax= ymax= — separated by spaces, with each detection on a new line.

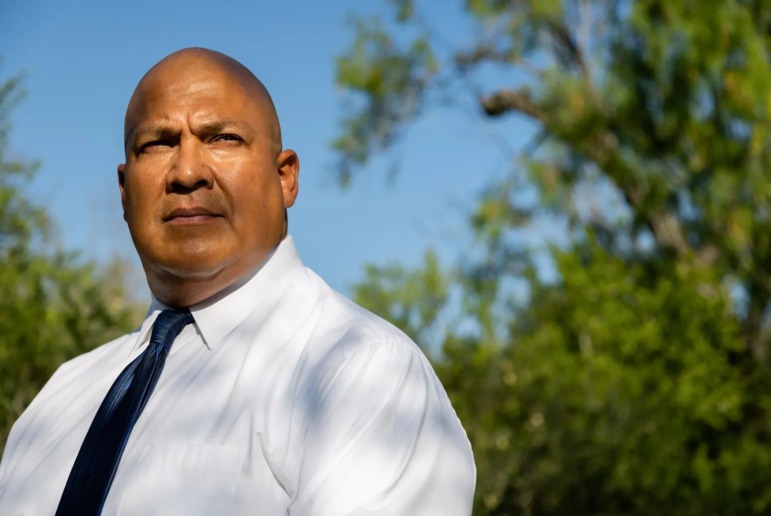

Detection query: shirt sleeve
xmin=289 ymin=335 xmax=476 ymax=516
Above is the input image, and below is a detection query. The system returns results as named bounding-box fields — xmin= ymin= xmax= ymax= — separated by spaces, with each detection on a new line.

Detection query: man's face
xmin=118 ymin=62 xmax=298 ymax=300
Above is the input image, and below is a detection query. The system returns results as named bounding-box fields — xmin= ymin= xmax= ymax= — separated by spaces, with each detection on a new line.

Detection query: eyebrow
xmin=194 ymin=119 xmax=252 ymax=134
xmin=125 ymin=126 xmax=173 ymax=150
xmin=130 ymin=127 xmax=175 ymax=142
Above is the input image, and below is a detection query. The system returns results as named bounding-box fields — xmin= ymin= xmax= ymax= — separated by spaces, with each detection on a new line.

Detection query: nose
xmin=166 ymin=137 xmax=214 ymax=192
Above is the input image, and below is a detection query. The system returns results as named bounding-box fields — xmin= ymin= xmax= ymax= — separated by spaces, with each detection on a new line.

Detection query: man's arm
xmin=290 ymin=335 xmax=476 ymax=515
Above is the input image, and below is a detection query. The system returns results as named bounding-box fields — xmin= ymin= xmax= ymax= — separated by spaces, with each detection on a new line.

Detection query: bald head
xmin=124 ymin=48 xmax=281 ymax=155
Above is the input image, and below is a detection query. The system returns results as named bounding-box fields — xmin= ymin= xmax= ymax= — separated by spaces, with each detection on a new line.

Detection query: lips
xmin=163 ymin=206 xmax=223 ymax=224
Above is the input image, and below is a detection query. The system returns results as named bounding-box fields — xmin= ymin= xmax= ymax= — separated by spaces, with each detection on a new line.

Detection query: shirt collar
xmin=139 ymin=235 xmax=305 ymax=351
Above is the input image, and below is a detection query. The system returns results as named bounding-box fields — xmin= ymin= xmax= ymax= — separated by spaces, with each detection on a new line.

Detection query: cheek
xmin=251 ymin=180 xmax=282 ymax=215
xmin=221 ymin=163 xmax=281 ymax=212
xmin=124 ymin=169 xmax=163 ymax=222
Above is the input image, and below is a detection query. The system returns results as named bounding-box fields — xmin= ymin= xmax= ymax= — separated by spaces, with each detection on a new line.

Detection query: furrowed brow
xmin=133 ymin=127 xmax=178 ymax=142
xmin=195 ymin=119 xmax=251 ymax=135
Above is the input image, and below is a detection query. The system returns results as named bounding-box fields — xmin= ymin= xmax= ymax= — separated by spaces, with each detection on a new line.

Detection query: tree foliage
xmin=335 ymin=1 xmax=771 ymax=513
xmin=0 ymin=68 xmax=142 ymax=451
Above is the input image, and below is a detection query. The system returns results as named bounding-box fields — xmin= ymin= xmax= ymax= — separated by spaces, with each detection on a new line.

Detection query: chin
xmin=168 ymin=260 xmax=232 ymax=280
xmin=141 ymin=249 xmax=230 ymax=279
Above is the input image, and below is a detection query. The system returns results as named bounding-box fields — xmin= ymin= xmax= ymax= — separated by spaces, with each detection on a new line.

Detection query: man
xmin=0 ymin=48 xmax=476 ymax=515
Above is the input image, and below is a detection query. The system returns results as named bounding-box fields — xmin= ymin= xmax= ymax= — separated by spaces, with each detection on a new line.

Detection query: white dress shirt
xmin=0 ymin=236 xmax=476 ymax=515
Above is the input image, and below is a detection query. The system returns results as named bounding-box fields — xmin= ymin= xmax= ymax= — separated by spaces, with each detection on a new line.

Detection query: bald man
xmin=0 ymin=49 xmax=476 ymax=515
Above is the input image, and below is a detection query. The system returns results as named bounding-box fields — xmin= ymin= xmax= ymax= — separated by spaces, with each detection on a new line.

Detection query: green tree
xmin=336 ymin=1 xmax=771 ymax=513
xmin=0 ymin=68 xmax=142 ymax=451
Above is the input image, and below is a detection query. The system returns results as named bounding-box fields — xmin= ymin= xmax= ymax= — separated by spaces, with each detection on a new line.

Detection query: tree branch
xmin=480 ymin=88 xmax=543 ymax=119
xmin=544 ymin=19 xmax=590 ymax=80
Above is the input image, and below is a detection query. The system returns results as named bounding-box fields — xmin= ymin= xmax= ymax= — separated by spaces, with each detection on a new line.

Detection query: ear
xmin=276 ymin=149 xmax=299 ymax=208
xmin=117 ymin=163 xmax=128 ymax=221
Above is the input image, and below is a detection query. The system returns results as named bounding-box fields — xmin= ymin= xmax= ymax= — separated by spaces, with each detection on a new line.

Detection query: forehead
xmin=136 ymin=70 xmax=253 ymax=116
xmin=128 ymin=66 xmax=258 ymax=126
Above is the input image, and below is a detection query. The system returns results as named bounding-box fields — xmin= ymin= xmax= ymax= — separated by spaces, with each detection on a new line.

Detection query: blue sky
xmin=1 ymin=1 xmax=531 ymax=300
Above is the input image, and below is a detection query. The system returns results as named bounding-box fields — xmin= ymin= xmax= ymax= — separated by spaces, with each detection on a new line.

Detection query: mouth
xmin=163 ymin=207 xmax=223 ymax=225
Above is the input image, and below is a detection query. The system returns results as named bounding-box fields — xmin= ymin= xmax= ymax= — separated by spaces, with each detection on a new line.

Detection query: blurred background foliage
xmin=0 ymin=68 xmax=142 ymax=450
xmin=4 ymin=0 xmax=771 ymax=513
xmin=337 ymin=0 xmax=771 ymax=513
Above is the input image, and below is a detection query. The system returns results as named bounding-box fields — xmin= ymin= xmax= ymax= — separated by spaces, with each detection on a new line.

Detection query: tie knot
xmin=150 ymin=309 xmax=194 ymax=351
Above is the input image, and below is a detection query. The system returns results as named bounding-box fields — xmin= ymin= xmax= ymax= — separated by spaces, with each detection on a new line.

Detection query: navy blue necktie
xmin=56 ymin=309 xmax=194 ymax=516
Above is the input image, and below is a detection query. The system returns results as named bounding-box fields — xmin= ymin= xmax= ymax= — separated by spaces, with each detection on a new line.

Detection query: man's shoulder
xmin=300 ymin=268 xmax=417 ymax=353
xmin=258 ymin=237 xmax=417 ymax=357
xmin=14 ymin=327 xmax=140 ymax=425
xmin=289 ymin=268 xmax=437 ymax=396
xmin=54 ymin=328 xmax=140 ymax=380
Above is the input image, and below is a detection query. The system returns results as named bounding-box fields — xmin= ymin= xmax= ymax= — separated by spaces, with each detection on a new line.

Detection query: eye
xmin=139 ymin=139 xmax=174 ymax=153
xmin=212 ymin=134 xmax=243 ymax=144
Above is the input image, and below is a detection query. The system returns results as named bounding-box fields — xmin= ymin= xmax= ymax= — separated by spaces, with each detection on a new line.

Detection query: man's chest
xmin=0 ymin=337 xmax=298 ymax=515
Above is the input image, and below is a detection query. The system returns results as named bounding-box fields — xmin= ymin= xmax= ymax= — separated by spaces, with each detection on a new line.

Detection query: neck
xmin=145 ymin=245 xmax=281 ymax=308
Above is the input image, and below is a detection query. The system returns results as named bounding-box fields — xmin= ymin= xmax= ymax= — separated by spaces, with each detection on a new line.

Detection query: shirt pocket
xmin=116 ymin=442 xmax=278 ymax=515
